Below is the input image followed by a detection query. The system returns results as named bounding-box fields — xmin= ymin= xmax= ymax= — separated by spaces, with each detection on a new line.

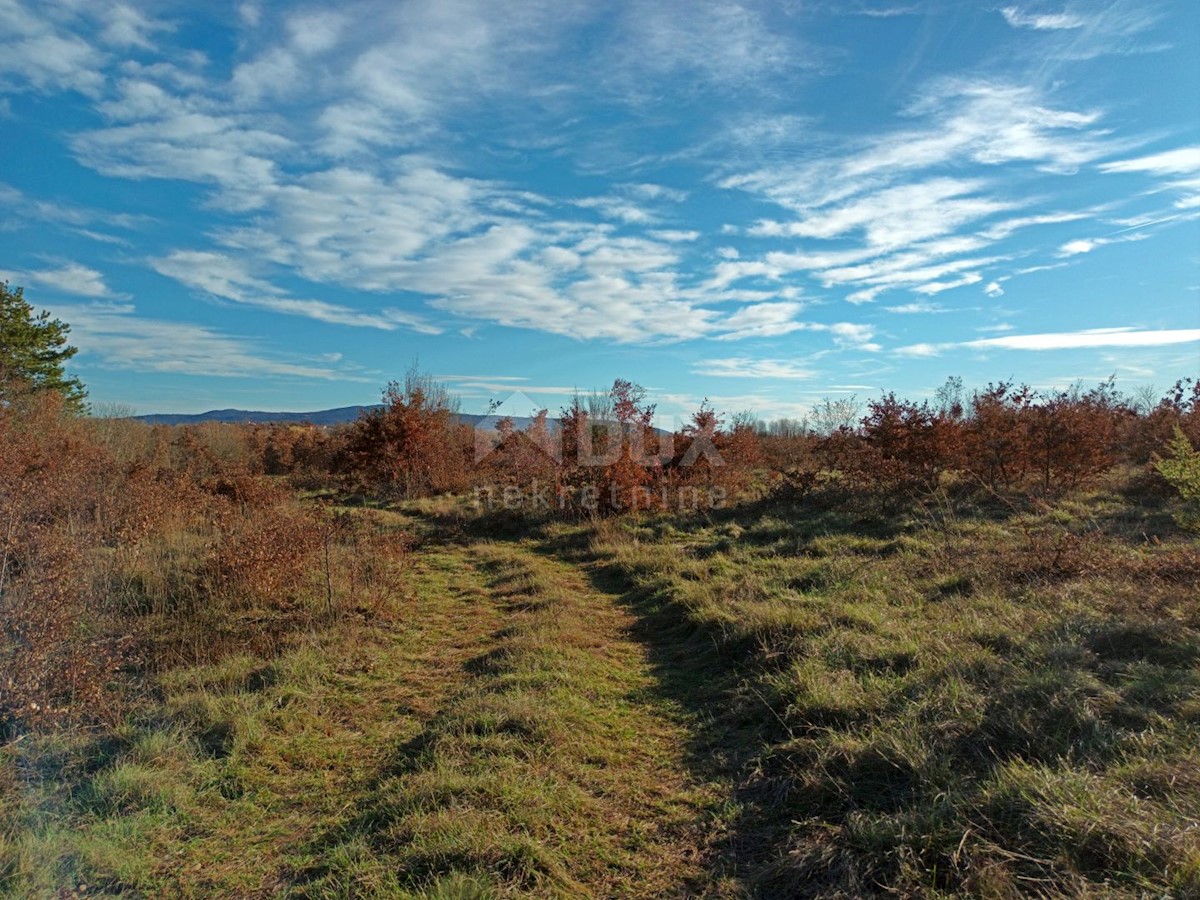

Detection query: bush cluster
xmin=0 ymin=389 xmax=405 ymax=734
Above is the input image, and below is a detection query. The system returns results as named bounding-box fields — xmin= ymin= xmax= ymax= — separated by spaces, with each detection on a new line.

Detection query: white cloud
xmin=893 ymin=342 xmax=941 ymax=358
xmin=59 ymin=303 xmax=355 ymax=380
xmin=1000 ymin=7 xmax=1085 ymax=30
xmin=885 ymin=301 xmax=948 ymax=314
xmin=610 ymin=0 xmax=820 ymax=96
xmin=968 ymin=328 xmax=1200 ymax=351
xmin=1012 ymin=262 xmax=1069 ymax=276
xmin=4 ymin=0 xmax=1188 ymax=358
xmin=699 ymin=357 xmax=818 ymax=379
xmin=440 ymin=378 xmax=578 ymax=396
xmin=1099 ymin=146 xmax=1200 ymax=176
xmin=624 ymin=183 xmax=688 ymax=203
xmin=1059 ymin=238 xmax=1097 ymax=256
xmin=847 ymin=288 xmax=884 ymax=305
xmin=232 ymin=47 xmax=305 ymax=104
xmin=752 ymin=178 xmax=1017 ymax=250
xmin=978 ymin=209 xmax=1095 ymax=240
xmin=151 ymin=250 xmax=281 ymax=301
xmin=151 ymin=250 xmax=442 ymax=333
xmin=1 ymin=262 xmax=114 ymax=298
xmin=575 ymin=196 xmax=656 ymax=224
xmin=854 ymin=6 xmax=919 ymax=17
xmin=288 ymin=11 xmax=348 ymax=56
xmin=712 ymin=301 xmax=807 ymax=341
xmin=0 ymin=1 xmax=172 ymax=95
xmin=897 ymin=327 xmax=1200 ymax=356
xmin=827 ymin=321 xmax=882 ymax=351
xmin=719 ymin=80 xmax=1123 ymax=304
xmin=1057 ymin=230 xmax=1150 ymax=256
xmin=649 ymin=229 xmax=700 ymax=242
xmin=0 ymin=182 xmax=151 ymax=236
xmin=100 ymin=4 xmax=169 ymax=50
xmin=912 ymin=272 xmax=983 ymax=295
xmin=1099 ymin=146 xmax=1200 ymax=209
xmin=0 ymin=5 xmax=105 ymax=95
xmin=818 ymin=252 xmax=1004 ymax=294
xmin=984 ymin=281 xmax=1005 ymax=297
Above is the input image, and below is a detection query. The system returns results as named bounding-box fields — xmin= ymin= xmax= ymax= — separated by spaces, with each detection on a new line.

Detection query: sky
xmin=1 ymin=0 xmax=1198 ymax=421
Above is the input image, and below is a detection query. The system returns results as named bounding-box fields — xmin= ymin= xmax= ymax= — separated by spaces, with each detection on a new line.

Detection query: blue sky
xmin=1 ymin=0 xmax=1197 ymax=420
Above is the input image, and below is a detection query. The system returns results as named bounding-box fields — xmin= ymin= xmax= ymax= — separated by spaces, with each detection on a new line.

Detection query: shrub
xmin=1155 ymin=427 xmax=1200 ymax=531
xmin=338 ymin=367 xmax=470 ymax=498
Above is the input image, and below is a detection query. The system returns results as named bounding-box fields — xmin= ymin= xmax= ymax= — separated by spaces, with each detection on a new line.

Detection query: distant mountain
xmin=133 ymin=407 xmax=563 ymax=431
xmin=129 ymin=409 xmax=680 ymax=440
xmin=135 ymin=406 xmax=383 ymax=426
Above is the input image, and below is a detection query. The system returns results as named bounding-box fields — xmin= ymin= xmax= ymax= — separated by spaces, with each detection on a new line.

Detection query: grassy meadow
xmin=2 ymin=378 xmax=1199 ymax=897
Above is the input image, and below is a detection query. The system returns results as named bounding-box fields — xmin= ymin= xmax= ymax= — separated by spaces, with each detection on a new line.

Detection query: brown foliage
xmin=1 ymin=393 xmax=127 ymax=729
xmin=338 ymin=369 xmax=470 ymax=498
xmin=0 ymin=391 xmax=405 ymax=734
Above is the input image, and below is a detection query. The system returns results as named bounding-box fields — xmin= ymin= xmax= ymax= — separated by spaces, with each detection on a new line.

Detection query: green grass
xmin=0 ymin=515 xmax=505 ymax=897
xmin=578 ymin=488 xmax=1200 ymax=896
xmin=294 ymin=540 xmax=725 ymax=897
xmin=3 ymin=484 xmax=1197 ymax=897
xmin=1 ymin=511 xmax=728 ymax=897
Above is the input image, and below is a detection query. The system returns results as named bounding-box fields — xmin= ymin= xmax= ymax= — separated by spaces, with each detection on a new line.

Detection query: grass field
xmin=2 ymin=480 xmax=1198 ymax=897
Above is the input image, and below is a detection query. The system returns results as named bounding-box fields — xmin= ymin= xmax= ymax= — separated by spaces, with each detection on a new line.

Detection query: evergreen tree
xmin=0 ymin=281 xmax=87 ymax=412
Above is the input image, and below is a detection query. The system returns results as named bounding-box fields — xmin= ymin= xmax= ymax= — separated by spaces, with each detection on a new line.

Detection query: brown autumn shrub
xmin=667 ymin=401 xmax=760 ymax=506
xmin=257 ymin=422 xmax=342 ymax=487
xmin=1025 ymin=380 xmax=1130 ymax=493
xmin=479 ymin=411 xmax=559 ymax=494
xmin=1 ymin=390 xmax=407 ymax=732
xmin=201 ymin=496 xmax=323 ymax=608
xmin=540 ymin=382 xmax=664 ymax=516
xmin=554 ymin=395 xmax=597 ymax=515
xmin=1123 ymin=379 xmax=1200 ymax=466
xmin=858 ymin=392 xmax=960 ymax=496
xmin=0 ymin=391 xmax=125 ymax=730
xmin=338 ymin=369 xmax=471 ymax=498
xmin=963 ymin=381 xmax=1036 ymax=490
xmin=592 ymin=380 xmax=663 ymax=514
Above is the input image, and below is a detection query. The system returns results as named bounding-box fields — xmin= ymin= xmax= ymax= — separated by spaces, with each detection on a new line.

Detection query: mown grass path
xmin=3 ymin=509 xmax=743 ymax=898
xmin=295 ymin=515 xmax=732 ymax=897
xmin=2 ymin=512 xmax=516 ymax=897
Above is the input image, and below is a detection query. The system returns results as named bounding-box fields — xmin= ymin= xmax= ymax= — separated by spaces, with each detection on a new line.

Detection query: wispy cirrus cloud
xmin=437 ymin=376 xmax=579 ymax=396
xmin=999 ymin=7 xmax=1085 ymax=31
xmin=0 ymin=181 xmax=149 ymax=238
xmin=1056 ymin=230 xmax=1151 ymax=256
xmin=698 ymin=357 xmax=819 ymax=379
xmin=151 ymin=250 xmax=442 ymax=333
xmin=1099 ymin=145 xmax=1200 ymax=209
xmin=0 ymin=262 xmax=115 ymax=298
xmin=1099 ymin=146 xmax=1200 ymax=176
xmin=897 ymin=326 xmax=1200 ymax=357
xmin=0 ymin=0 xmax=1194 ymax=407
xmin=886 ymin=301 xmax=949 ymax=314
xmin=608 ymin=0 xmax=822 ymax=96
xmin=56 ymin=302 xmax=359 ymax=380
xmin=716 ymin=79 xmax=1125 ymax=305
xmin=61 ymin=32 xmax=824 ymax=349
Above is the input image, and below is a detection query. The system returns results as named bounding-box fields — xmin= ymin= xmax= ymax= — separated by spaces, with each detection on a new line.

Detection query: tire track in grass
xmin=298 ymin=534 xmax=726 ymax=898
xmin=12 ymin=525 xmax=511 ymax=898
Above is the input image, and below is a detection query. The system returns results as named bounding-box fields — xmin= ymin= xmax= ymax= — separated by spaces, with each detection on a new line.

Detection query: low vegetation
xmin=582 ymin=486 xmax=1200 ymax=896
xmin=2 ymin=291 xmax=1198 ymax=896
